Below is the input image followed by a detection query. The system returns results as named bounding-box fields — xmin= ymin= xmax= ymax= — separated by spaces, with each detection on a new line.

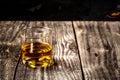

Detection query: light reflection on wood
xmin=0 ymin=21 xmax=120 ymax=80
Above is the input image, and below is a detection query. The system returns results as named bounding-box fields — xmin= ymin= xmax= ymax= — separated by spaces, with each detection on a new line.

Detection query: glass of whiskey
xmin=21 ymin=27 xmax=53 ymax=68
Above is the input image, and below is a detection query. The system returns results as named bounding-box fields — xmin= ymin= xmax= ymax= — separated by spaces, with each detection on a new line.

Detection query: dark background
xmin=0 ymin=0 xmax=120 ymax=20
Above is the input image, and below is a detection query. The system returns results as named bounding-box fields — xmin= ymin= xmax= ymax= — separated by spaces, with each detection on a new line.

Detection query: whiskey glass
xmin=20 ymin=27 xmax=53 ymax=68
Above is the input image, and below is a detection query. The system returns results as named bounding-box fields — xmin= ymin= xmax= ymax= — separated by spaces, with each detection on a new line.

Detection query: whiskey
xmin=21 ymin=42 xmax=53 ymax=68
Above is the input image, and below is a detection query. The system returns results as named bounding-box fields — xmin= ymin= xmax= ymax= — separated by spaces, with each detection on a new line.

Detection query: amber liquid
xmin=21 ymin=42 xmax=53 ymax=68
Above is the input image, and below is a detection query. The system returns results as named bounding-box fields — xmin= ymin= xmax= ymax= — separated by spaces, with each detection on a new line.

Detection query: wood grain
xmin=50 ymin=21 xmax=83 ymax=80
xmin=1 ymin=21 xmax=120 ymax=80
xmin=0 ymin=21 xmax=27 ymax=80
xmin=0 ymin=21 xmax=83 ymax=80
xmin=73 ymin=21 xmax=120 ymax=80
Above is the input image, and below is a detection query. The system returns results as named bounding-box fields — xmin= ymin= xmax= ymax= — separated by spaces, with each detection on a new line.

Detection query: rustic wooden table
xmin=0 ymin=21 xmax=120 ymax=80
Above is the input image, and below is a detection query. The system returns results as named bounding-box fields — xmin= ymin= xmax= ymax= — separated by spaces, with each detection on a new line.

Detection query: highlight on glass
xmin=20 ymin=27 xmax=54 ymax=68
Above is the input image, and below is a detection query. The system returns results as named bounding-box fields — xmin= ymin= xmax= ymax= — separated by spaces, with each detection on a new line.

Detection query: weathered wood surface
xmin=74 ymin=21 xmax=120 ymax=80
xmin=0 ymin=21 xmax=83 ymax=80
xmin=0 ymin=21 xmax=120 ymax=80
xmin=0 ymin=21 xmax=26 ymax=80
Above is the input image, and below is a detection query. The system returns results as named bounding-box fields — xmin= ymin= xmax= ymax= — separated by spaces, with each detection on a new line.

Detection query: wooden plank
xmin=73 ymin=21 xmax=120 ymax=80
xmin=0 ymin=21 xmax=83 ymax=80
xmin=14 ymin=21 xmax=48 ymax=80
xmin=15 ymin=21 xmax=83 ymax=80
xmin=0 ymin=21 xmax=27 ymax=80
xmin=49 ymin=21 xmax=83 ymax=80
